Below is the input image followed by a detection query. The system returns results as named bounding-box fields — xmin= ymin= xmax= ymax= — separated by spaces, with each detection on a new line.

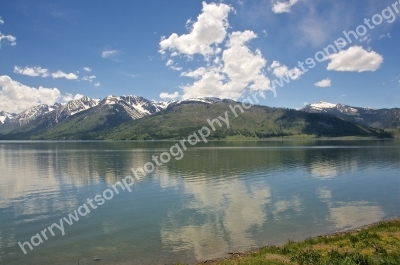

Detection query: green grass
xmin=195 ymin=219 xmax=400 ymax=265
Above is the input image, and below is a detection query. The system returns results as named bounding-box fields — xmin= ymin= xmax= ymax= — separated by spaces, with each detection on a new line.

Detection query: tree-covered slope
xmin=0 ymin=101 xmax=391 ymax=140
xmin=105 ymin=102 xmax=390 ymax=140
xmin=0 ymin=103 xmax=134 ymax=140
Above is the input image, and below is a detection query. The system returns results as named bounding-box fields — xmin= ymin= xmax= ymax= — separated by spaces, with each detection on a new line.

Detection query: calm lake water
xmin=0 ymin=140 xmax=399 ymax=264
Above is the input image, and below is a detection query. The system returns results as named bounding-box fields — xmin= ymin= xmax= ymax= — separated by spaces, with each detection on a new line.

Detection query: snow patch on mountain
xmin=104 ymin=95 xmax=120 ymax=105
xmin=309 ymin=101 xmax=337 ymax=110
xmin=153 ymin=101 xmax=176 ymax=110
xmin=0 ymin=111 xmax=16 ymax=124
xmin=11 ymin=104 xmax=56 ymax=126
xmin=60 ymin=96 xmax=100 ymax=117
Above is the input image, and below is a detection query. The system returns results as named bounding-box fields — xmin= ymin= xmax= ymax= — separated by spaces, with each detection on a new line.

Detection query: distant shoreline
xmin=0 ymin=136 xmax=398 ymax=142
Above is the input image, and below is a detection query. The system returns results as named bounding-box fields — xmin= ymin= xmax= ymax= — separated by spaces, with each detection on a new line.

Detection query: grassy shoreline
xmin=195 ymin=218 xmax=400 ymax=265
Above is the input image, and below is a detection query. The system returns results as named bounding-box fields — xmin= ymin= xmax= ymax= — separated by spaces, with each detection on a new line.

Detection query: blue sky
xmin=0 ymin=0 xmax=399 ymax=113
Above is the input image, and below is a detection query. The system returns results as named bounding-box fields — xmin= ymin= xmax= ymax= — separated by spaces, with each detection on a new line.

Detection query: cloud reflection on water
xmin=161 ymin=178 xmax=271 ymax=260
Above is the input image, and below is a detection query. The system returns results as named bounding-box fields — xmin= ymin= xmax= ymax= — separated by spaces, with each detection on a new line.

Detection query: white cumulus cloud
xmin=159 ymin=2 xmax=232 ymax=57
xmin=182 ymin=69 xmax=230 ymax=99
xmin=270 ymin=61 xmax=303 ymax=80
xmin=181 ymin=30 xmax=272 ymax=100
xmin=160 ymin=92 xmax=180 ymax=100
xmin=327 ymin=46 xmax=383 ymax=72
xmin=0 ymin=75 xmax=77 ymax=113
xmin=83 ymin=67 xmax=92 ymax=72
xmin=272 ymin=0 xmax=299 ymax=13
xmin=160 ymin=3 xmax=275 ymax=100
xmin=0 ymin=17 xmax=4 ymax=25
xmin=315 ymin=78 xmax=331 ymax=88
xmin=14 ymin=66 xmax=50 ymax=77
xmin=222 ymin=31 xmax=271 ymax=90
xmin=51 ymin=70 xmax=78 ymax=80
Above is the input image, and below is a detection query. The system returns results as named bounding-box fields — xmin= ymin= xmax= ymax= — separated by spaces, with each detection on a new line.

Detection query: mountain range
xmin=0 ymin=95 xmax=160 ymax=130
xmin=0 ymin=96 xmax=397 ymax=140
xmin=302 ymin=101 xmax=400 ymax=129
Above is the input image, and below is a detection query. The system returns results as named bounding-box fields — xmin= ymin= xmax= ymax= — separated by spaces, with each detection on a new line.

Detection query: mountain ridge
xmin=0 ymin=97 xmax=397 ymax=140
xmin=3 ymin=98 xmax=399 ymax=128
xmin=0 ymin=95 xmax=228 ymax=128
xmin=302 ymin=101 xmax=400 ymax=129
xmin=0 ymin=96 xmax=229 ymax=139
xmin=0 ymin=96 xmax=391 ymax=140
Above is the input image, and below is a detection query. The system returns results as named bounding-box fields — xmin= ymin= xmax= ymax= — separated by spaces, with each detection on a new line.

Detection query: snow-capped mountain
xmin=0 ymin=95 xmax=225 ymax=131
xmin=2 ymin=96 xmax=101 ymax=127
xmin=0 ymin=97 xmax=395 ymax=140
xmin=58 ymin=96 xmax=100 ymax=117
xmin=48 ymin=96 xmax=101 ymax=124
xmin=303 ymin=101 xmax=400 ymax=129
xmin=10 ymin=104 xmax=59 ymax=126
xmin=170 ymin=97 xmax=234 ymax=107
xmin=180 ymin=97 xmax=226 ymax=104
xmin=102 ymin=95 xmax=162 ymax=119
xmin=305 ymin=101 xmax=338 ymax=111
xmin=303 ymin=101 xmax=372 ymax=113
xmin=0 ymin=111 xmax=16 ymax=125
xmin=98 ymin=95 xmax=226 ymax=119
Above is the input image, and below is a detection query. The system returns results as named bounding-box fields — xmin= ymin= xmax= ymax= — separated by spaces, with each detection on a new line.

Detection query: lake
xmin=0 ymin=140 xmax=399 ymax=264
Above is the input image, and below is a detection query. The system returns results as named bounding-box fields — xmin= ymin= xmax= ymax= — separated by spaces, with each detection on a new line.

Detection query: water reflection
xmin=0 ymin=140 xmax=399 ymax=264
xmin=161 ymin=178 xmax=271 ymax=260
xmin=315 ymin=188 xmax=384 ymax=231
xmin=311 ymin=162 xmax=339 ymax=179
xmin=316 ymin=187 xmax=332 ymax=201
xmin=272 ymin=196 xmax=302 ymax=219
xmin=329 ymin=201 xmax=384 ymax=230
